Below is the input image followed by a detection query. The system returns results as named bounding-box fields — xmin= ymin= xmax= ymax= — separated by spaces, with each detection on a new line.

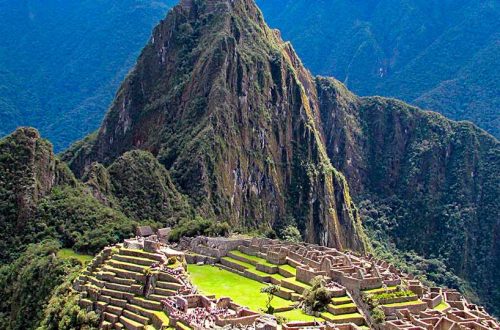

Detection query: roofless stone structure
xmin=74 ymin=234 xmax=499 ymax=329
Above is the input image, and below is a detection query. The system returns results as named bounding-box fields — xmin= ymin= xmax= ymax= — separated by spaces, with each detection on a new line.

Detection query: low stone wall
xmin=266 ymin=251 xmax=287 ymax=265
xmin=338 ymin=275 xmax=362 ymax=291
xmin=423 ymin=293 xmax=442 ymax=309
xmin=381 ymin=301 xmax=427 ymax=316
xmin=243 ymin=269 xmax=271 ymax=283
xmin=360 ymin=277 xmax=382 ymax=290
xmin=256 ymin=263 xmax=278 ymax=274
xmin=378 ymin=295 xmax=418 ymax=305
xmin=296 ymin=266 xmax=326 ymax=284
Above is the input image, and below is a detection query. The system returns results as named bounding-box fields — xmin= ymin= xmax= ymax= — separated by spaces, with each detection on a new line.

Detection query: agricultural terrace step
xmin=125 ymin=303 xmax=156 ymax=318
xmin=331 ymin=296 xmax=352 ymax=305
xmin=281 ymin=278 xmax=311 ymax=294
xmin=123 ymin=309 xmax=150 ymax=325
xmin=276 ymin=286 xmax=295 ymax=300
xmin=278 ymin=264 xmax=296 ymax=277
xmin=105 ymin=281 xmax=134 ymax=292
xmin=217 ymin=264 xmax=244 ymax=276
xmin=362 ymin=286 xmax=398 ymax=295
xmin=119 ymin=315 xmax=145 ymax=330
xmin=119 ymin=248 xmax=164 ymax=262
xmin=243 ymin=269 xmax=271 ymax=283
xmin=154 ymin=287 xmax=177 ymax=296
xmin=382 ymin=300 xmax=426 ymax=308
xmin=158 ymin=271 xmax=183 ymax=284
xmin=99 ymin=273 xmax=136 ymax=286
xmin=114 ymin=254 xmax=158 ymax=267
xmin=320 ymin=312 xmax=365 ymax=326
xmin=152 ymin=311 xmax=170 ymax=330
xmin=109 ymin=260 xmax=149 ymax=273
xmin=221 ymin=257 xmax=252 ymax=272
xmin=221 ymin=257 xmax=288 ymax=284
xmin=229 ymin=250 xmax=269 ymax=265
xmin=106 ymin=304 xmax=124 ymax=316
xmin=132 ymin=297 xmax=162 ymax=311
xmin=104 ymin=312 xmax=120 ymax=324
xmin=148 ymin=294 xmax=172 ymax=302
xmin=156 ymin=281 xmax=182 ymax=290
xmin=101 ymin=295 xmax=128 ymax=308
xmin=102 ymin=288 xmax=135 ymax=300
xmin=327 ymin=303 xmax=358 ymax=315
xmin=102 ymin=320 xmax=112 ymax=327
xmin=101 ymin=265 xmax=145 ymax=281
xmin=113 ymin=322 xmax=124 ymax=330
xmin=87 ymin=276 xmax=105 ymax=287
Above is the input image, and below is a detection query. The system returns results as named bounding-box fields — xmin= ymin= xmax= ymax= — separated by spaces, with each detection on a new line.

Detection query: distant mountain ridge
xmin=0 ymin=0 xmax=176 ymax=151
xmin=257 ymin=0 xmax=500 ymax=138
xmin=0 ymin=0 xmax=498 ymax=150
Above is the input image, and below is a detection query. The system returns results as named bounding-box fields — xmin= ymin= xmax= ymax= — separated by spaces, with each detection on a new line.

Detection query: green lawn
xmin=382 ymin=300 xmax=423 ymax=307
xmin=434 ymin=301 xmax=450 ymax=311
xmin=188 ymin=265 xmax=293 ymax=312
xmin=362 ymin=286 xmax=398 ymax=294
xmin=275 ymin=308 xmax=323 ymax=322
xmin=332 ymin=296 xmax=352 ymax=304
xmin=57 ymin=248 xmax=93 ymax=264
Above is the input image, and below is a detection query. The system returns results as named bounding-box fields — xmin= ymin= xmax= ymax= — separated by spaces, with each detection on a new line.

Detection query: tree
xmin=260 ymin=284 xmax=280 ymax=314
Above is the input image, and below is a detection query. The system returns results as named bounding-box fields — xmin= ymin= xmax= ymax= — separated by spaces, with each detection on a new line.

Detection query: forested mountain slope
xmin=257 ymin=0 xmax=500 ymax=138
xmin=0 ymin=0 xmax=176 ymax=151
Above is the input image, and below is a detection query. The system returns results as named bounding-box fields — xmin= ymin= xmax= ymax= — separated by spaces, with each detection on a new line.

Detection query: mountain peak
xmin=64 ymin=0 xmax=367 ymax=252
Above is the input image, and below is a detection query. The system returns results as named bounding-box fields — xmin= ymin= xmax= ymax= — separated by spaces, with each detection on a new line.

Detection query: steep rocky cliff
xmin=64 ymin=0 xmax=367 ymax=252
xmin=317 ymin=76 xmax=500 ymax=315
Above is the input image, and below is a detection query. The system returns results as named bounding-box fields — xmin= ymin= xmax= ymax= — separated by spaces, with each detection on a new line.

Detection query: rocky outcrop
xmin=83 ymin=150 xmax=193 ymax=223
xmin=0 ymin=128 xmax=73 ymax=232
xmin=0 ymin=127 xmax=76 ymax=260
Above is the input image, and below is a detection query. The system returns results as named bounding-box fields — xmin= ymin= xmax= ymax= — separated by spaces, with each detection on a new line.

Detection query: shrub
xmin=280 ymin=225 xmax=302 ymax=243
xmin=302 ymin=276 xmax=332 ymax=313
xmin=372 ymin=306 xmax=386 ymax=324
xmin=169 ymin=216 xmax=230 ymax=241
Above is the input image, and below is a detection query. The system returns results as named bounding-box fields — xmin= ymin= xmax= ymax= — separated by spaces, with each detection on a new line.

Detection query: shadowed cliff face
xmin=63 ymin=0 xmax=367 ymax=252
xmin=317 ymin=76 xmax=500 ymax=315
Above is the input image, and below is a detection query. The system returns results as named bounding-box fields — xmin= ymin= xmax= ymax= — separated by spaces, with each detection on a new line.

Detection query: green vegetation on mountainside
xmin=64 ymin=0 xmax=367 ymax=252
xmin=318 ymin=77 xmax=500 ymax=315
xmin=257 ymin=0 xmax=500 ymax=137
xmin=0 ymin=240 xmax=96 ymax=330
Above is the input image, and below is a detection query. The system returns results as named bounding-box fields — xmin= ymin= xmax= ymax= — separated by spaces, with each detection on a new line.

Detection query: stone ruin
xmin=183 ymin=236 xmax=500 ymax=330
xmin=72 ymin=233 xmax=499 ymax=330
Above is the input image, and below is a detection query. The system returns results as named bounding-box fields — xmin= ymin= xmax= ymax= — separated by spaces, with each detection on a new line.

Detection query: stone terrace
xmin=74 ymin=233 xmax=499 ymax=330
xmin=182 ymin=236 xmax=500 ymax=330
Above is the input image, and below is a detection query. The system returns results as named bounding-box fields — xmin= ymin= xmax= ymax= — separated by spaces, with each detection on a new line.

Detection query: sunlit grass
xmin=57 ymin=248 xmax=93 ymax=264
